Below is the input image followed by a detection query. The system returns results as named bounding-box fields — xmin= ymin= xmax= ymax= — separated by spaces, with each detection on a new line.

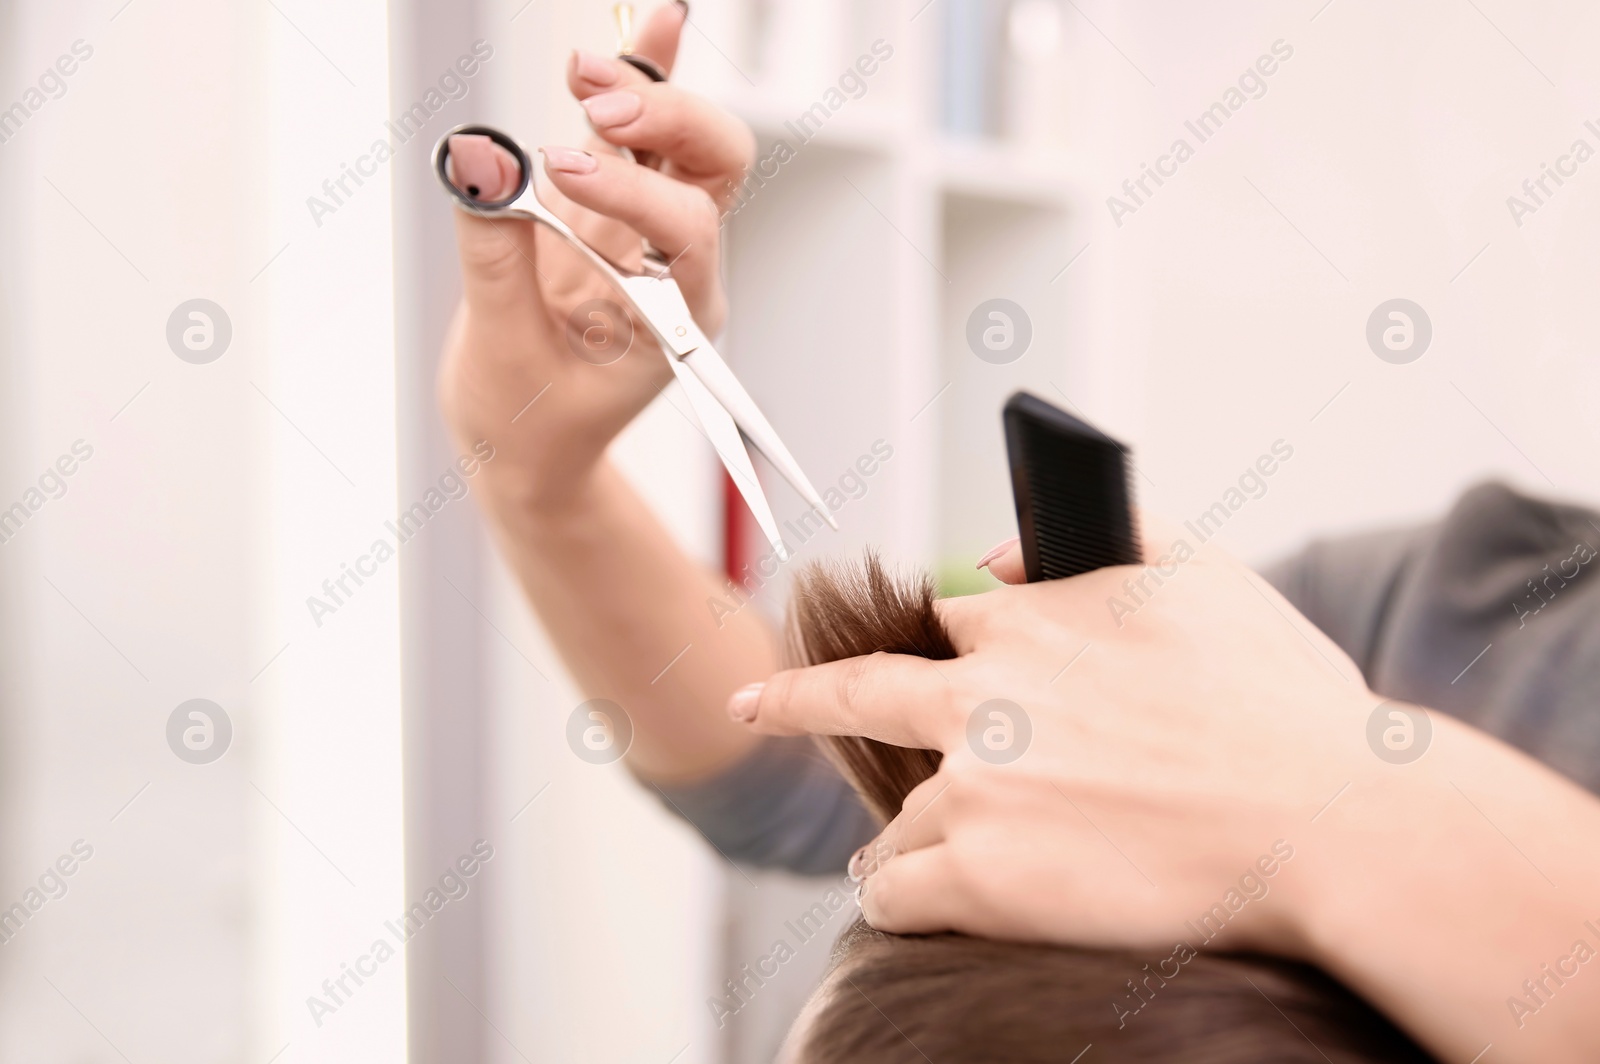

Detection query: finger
xmin=568 ymin=48 xmax=660 ymax=99
xmin=446 ymin=134 xmax=542 ymax=317
xmin=580 ymin=83 xmax=755 ymax=181
xmin=858 ymin=844 xmax=965 ymax=935
xmin=975 ymin=514 xmax=1208 ymax=583
xmin=877 ymin=772 xmax=956 ymax=855
xmin=929 ymin=590 xmax=996 ymax=655
xmin=846 ymin=833 xmax=899 ymax=882
xmin=1136 ymin=507 xmax=1196 ymax=564
xmin=727 ymin=653 xmax=959 ymax=750
xmin=540 ymin=145 xmax=723 ymax=309
xmin=633 ymin=0 xmax=688 ymax=74
xmin=975 ymin=537 xmax=1025 ymax=585
xmin=446 ymin=134 xmax=520 ymax=202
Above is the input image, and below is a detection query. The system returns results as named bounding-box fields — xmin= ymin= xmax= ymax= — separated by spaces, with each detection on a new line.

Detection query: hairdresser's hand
xmin=731 ymin=530 xmax=1600 ymax=1063
xmin=438 ymin=1 xmax=755 ymax=508
xmin=435 ymin=8 xmax=777 ymax=786
xmin=735 ymin=528 xmax=1366 ymax=955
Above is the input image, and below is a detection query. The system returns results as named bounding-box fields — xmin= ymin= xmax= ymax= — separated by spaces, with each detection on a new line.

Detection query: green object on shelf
xmin=935 ymin=558 xmax=1003 ymax=599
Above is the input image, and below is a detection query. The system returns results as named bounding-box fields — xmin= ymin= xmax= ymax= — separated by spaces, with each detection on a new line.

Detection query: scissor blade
xmin=667 ymin=358 xmax=789 ymax=562
xmin=681 ymin=345 xmax=838 ymax=531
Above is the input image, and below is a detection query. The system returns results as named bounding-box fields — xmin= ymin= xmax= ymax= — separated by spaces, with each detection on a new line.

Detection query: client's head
xmin=781 ymin=551 xmax=1434 ymax=1064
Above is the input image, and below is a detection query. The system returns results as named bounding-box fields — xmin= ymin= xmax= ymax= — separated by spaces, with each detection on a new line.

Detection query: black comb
xmin=1003 ymin=391 xmax=1141 ymax=582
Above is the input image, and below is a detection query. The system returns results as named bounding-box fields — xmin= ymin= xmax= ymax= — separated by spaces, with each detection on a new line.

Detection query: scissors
xmin=431 ymin=125 xmax=835 ymax=561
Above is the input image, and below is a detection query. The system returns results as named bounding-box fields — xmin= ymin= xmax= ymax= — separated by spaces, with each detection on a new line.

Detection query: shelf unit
xmin=680 ymin=0 xmax=1099 ymax=597
xmin=680 ymin=1 xmax=1103 ymax=1059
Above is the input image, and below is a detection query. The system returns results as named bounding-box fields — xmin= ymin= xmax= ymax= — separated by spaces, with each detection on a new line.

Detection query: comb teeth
xmin=1003 ymin=392 xmax=1140 ymax=583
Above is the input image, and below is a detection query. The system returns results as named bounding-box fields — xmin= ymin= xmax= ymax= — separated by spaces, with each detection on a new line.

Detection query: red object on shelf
xmin=722 ymin=470 xmax=747 ymax=584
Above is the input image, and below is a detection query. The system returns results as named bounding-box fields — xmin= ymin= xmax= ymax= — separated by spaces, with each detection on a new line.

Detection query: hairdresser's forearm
xmin=1296 ymin=712 xmax=1600 ymax=1063
xmin=479 ymin=459 xmax=775 ymax=782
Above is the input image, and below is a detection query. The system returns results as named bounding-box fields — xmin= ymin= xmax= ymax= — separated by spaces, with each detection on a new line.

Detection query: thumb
xmin=445 ymin=134 xmax=542 ymax=317
xmin=632 ymin=0 xmax=688 ymax=76
xmin=976 ymin=537 xmax=1026 ymax=585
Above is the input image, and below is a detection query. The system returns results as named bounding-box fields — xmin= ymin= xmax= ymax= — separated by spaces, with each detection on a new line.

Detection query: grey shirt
xmin=655 ymin=482 xmax=1600 ymax=876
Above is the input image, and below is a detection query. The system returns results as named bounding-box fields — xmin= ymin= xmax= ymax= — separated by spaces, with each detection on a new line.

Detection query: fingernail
xmin=727 ymin=682 xmax=763 ymax=722
xmin=976 ymin=537 xmax=1019 ymax=571
xmin=540 ymin=145 xmax=597 ymax=175
xmin=856 ymin=872 xmax=877 ymax=910
xmin=448 ymin=134 xmax=519 ymax=200
xmin=581 ymin=90 xmax=642 ymax=128
xmin=848 ymin=836 xmax=894 ymax=882
xmin=674 ymin=0 xmax=690 ymax=17
xmin=573 ymin=49 xmax=619 ymax=86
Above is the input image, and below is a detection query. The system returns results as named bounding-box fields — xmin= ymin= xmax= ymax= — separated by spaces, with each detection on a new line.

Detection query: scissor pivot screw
xmin=675 ymin=326 xmax=687 ymax=337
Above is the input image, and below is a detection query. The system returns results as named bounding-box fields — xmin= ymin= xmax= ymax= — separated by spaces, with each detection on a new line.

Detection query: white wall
xmin=1078 ymin=0 xmax=1600 ymax=563
xmin=0 ymin=0 xmax=408 ymax=1060
xmin=260 ymin=2 xmax=409 ymax=1061
xmin=0 ymin=2 xmax=270 ymax=1058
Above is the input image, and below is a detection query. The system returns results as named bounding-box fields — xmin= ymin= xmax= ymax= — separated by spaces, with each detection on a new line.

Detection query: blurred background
xmin=2 ymin=0 xmax=1598 ymax=1060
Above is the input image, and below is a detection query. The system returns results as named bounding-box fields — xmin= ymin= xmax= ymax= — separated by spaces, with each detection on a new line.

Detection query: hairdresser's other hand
xmin=438 ymin=0 xmax=755 ymax=508
xmin=737 ymin=530 xmax=1366 ymax=955
xmin=732 ymin=529 xmax=1600 ymax=1064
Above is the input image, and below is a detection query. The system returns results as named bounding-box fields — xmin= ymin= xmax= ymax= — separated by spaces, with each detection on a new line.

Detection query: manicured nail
xmin=540 ymin=146 xmax=597 ymax=175
xmin=848 ymin=836 xmax=895 ymax=882
xmin=727 ymin=682 xmax=763 ymax=722
xmin=976 ymin=537 xmax=1019 ymax=571
xmin=572 ymin=49 xmax=619 ymax=86
xmin=581 ymin=90 xmax=642 ymax=128
xmin=447 ymin=134 xmax=518 ymax=200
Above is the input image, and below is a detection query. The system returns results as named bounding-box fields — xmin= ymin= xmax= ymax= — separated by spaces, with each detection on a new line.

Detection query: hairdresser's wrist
xmin=474 ymin=451 xmax=610 ymax=538
xmin=1289 ymin=747 xmax=1458 ymax=971
xmin=1287 ymin=711 xmax=1600 ymax=1062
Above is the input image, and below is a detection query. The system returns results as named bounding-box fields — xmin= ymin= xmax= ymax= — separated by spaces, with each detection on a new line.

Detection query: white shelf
xmin=731 ymin=93 xmax=910 ymax=157
xmin=732 ymin=102 xmax=1089 ymax=209
xmin=931 ymin=135 xmax=1090 ymax=208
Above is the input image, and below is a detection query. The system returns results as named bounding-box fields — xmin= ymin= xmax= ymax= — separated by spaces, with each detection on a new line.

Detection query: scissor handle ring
xmin=618 ymin=53 xmax=666 ymax=82
xmin=432 ymin=123 xmax=532 ymax=212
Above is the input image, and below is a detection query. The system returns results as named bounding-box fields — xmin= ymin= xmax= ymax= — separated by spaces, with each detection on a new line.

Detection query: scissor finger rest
xmin=432 ymin=124 xmax=533 ymax=213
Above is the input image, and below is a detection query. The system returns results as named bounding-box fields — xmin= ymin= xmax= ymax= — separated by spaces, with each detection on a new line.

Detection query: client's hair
xmin=785 ymin=552 xmax=1434 ymax=1064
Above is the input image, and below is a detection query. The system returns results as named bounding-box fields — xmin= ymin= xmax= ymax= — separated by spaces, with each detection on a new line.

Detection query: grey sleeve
xmin=1260 ymin=522 xmax=1436 ymax=679
xmin=646 ymin=736 xmax=879 ymax=877
xmin=1262 ymin=481 xmax=1600 ymax=794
